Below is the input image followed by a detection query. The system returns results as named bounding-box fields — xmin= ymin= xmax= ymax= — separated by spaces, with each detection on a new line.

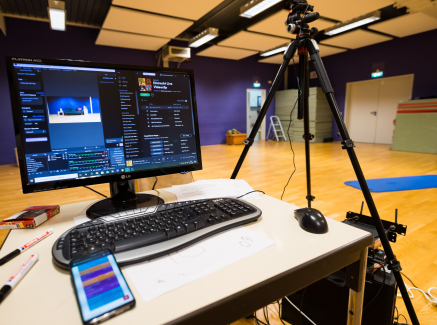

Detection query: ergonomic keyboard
xmin=52 ymin=197 xmax=261 ymax=269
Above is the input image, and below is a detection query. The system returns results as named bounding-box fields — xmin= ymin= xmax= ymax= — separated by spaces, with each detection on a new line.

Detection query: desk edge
xmin=165 ymin=232 xmax=373 ymax=325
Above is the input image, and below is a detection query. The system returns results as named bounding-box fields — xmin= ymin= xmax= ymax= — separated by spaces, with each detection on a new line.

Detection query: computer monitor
xmin=6 ymin=56 xmax=202 ymax=218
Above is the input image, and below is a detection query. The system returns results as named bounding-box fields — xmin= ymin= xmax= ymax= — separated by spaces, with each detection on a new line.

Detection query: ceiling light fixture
xmin=260 ymin=43 xmax=289 ymax=57
xmin=324 ymin=11 xmax=381 ymax=36
xmin=189 ymin=28 xmax=219 ymax=48
xmin=240 ymin=0 xmax=283 ymax=19
xmin=48 ymin=0 xmax=66 ymax=31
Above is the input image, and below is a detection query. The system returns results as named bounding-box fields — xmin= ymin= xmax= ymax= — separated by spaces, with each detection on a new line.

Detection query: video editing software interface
xmin=10 ymin=62 xmax=199 ymax=185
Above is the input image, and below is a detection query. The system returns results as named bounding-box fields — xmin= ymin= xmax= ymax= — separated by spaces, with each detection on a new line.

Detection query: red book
xmin=0 ymin=206 xmax=60 ymax=229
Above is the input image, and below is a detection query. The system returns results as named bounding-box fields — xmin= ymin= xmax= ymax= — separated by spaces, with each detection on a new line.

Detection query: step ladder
xmin=267 ymin=116 xmax=287 ymax=141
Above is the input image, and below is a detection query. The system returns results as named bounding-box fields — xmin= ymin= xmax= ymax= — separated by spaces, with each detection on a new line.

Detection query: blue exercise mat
xmin=345 ymin=175 xmax=437 ymax=193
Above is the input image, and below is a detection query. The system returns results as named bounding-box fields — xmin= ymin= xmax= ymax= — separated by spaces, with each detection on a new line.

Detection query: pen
xmin=0 ymin=229 xmax=53 ymax=266
xmin=0 ymin=253 xmax=39 ymax=303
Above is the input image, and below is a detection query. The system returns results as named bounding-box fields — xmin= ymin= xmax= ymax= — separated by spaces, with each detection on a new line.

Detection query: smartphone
xmin=70 ymin=249 xmax=135 ymax=325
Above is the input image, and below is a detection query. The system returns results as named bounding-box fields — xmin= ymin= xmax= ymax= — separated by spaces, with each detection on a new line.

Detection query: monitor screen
xmin=6 ymin=57 xmax=202 ymax=194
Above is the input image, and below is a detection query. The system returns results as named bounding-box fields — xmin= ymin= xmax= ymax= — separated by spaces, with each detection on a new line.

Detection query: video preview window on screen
xmin=13 ymin=63 xmax=199 ymax=185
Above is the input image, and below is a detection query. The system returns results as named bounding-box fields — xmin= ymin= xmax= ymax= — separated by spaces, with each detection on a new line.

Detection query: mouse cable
xmin=280 ymin=98 xmax=298 ymax=201
xmin=83 ymin=186 xmax=108 ymax=198
xmin=237 ymin=190 xmax=265 ymax=199
xmin=281 ymin=56 xmax=301 ymax=201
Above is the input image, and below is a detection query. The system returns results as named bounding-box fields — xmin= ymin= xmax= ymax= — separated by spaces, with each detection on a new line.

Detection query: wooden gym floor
xmin=1 ymin=141 xmax=436 ymax=324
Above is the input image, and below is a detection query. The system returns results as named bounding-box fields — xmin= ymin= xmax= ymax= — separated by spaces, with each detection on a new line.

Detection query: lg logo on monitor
xmin=121 ymin=175 xmax=131 ymax=180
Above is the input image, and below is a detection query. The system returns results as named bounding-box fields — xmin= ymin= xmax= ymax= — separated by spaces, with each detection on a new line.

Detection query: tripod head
xmin=285 ymin=0 xmax=319 ymax=36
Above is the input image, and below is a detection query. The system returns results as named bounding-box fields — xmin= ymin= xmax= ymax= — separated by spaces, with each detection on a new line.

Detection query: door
xmin=345 ymin=75 xmax=414 ymax=144
xmin=345 ymin=80 xmax=380 ymax=143
xmin=375 ymin=76 xmax=414 ymax=144
xmin=246 ymin=89 xmax=266 ymax=140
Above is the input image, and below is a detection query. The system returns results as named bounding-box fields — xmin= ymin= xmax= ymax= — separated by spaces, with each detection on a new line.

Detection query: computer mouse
xmin=294 ymin=208 xmax=329 ymax=234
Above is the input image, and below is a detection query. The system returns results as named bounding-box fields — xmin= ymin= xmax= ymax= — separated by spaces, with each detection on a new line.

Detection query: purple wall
xmin=288 ymin=28 xmax=437 ymax=141
xmin=0 ymin=18 xmax=281 ymax=165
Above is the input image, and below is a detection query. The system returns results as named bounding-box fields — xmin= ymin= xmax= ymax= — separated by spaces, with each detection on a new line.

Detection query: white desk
xmin=0 ymin=192 xmax=372 ymax=325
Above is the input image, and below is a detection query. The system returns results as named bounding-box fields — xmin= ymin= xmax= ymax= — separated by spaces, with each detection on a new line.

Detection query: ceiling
xmin=196 ymin=45 xmax=259 ymax=60
xmin=218 ymin=31 xmax=290 ymax=51
xmin=96 ymin=30 xmax=171 ymax=51
xmin=368 ymin=12 xmax=437 ymax=37
xmin=306 ymin=0 xmax=395 ymax=21
xmin=0 ymin=0 xmax=111 ymax=27
xmin=111 ymin=0 xmax=225 ymax=21
xmin=102 ymin=6 xmax=193 ymax=39
xmin=320 ymin=30 xmax=393 ymax=50
xmin=1 ymin=0 xmax=437 ymax=63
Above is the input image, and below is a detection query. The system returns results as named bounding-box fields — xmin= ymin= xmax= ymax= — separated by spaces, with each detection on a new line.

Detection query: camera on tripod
xmin=285 ymin=0 xmax=319 ymax=36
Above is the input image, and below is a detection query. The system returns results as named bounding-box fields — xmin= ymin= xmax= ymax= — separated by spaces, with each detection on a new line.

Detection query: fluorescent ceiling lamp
xmin=240 ymin=0 xmax=282 ymax=18
xmin=324 ymin=11 xmax=381 ymax=36
xmin=48 ymin=0 xmax=66 ymax=31
xmin=189 ymin=27 xmax=219 ymax=48
xmin=260 ymin=43 xmax=289 ymax=57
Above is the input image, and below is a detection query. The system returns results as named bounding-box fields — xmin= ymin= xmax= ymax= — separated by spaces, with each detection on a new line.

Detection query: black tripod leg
xmin=298 ymin=47 xmax=314 ymax=208
xmin=305 ymin=38 xmax=420 ymax=325
xmin=231 ymin=40 xmax=299 ymax=179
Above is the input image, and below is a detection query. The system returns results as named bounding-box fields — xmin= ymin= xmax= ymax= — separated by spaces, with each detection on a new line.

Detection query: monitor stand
xmin=86 ymin=179 xmax=164 ymax=219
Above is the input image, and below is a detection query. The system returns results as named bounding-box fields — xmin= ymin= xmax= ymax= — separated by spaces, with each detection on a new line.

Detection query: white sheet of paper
xmin=166 ymin=179 xmax=261 ymax=201
xmin=73 ymin=215 xmax=90 ymax=225
xmin=123 ymin=227 xmax=275 ymax=302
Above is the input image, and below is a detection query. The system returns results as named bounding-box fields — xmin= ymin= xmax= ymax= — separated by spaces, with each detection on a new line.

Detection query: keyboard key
xmin=71 ymin=251 xmax=85 ymax=259
xmin=194 ymin=220 xmax=206 ymax=230
xmin=114 ymin=231 xmax=167 ymax=252
xmin=101 ymin=243 xmax=112 ymax=251
xmin=166 ymin=228 xmax=177 ymax=238
xmin=207 ymin=218 xmax=217 ymax=225
xmin=56 ymin=241 xmax=65 ymax=250
xmin=175 ymin=225 xmax=186 ymax=235
xmin=88 ymin=246 xmax=101 ymax=253
xmin=184 ymin=223 xmax=195 ymax=233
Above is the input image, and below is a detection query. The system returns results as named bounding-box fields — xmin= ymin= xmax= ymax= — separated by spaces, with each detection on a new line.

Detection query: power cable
xmin=237 ymin=190 xmax=265 ymax=199
xmin=152 ymin=176 xmax=158 ymax=190
xmin=83 ymin=186 xmax=107 ymax=198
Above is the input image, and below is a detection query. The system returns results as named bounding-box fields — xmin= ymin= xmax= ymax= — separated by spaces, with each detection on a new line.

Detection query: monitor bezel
xmin=6 ymin=56 xmax=203 ymax=194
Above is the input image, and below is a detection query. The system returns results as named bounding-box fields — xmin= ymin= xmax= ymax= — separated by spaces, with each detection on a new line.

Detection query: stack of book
xmin=275 ymin=87 xmax=333 ymax=142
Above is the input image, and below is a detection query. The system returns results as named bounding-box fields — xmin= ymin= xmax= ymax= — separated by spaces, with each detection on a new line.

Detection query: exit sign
xmin=371 ymin=71 xmax=383 ymax=78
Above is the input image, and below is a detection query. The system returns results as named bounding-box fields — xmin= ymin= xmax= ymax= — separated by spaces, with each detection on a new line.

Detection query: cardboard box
xmin=226 ymin=134 xmax=247 ymax=145
xmin=0 ymin=205 xmax=60 ymax=229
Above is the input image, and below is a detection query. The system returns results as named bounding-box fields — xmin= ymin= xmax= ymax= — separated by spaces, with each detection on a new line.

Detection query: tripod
xmin=230 ymin=2 xmax=420 ymax=324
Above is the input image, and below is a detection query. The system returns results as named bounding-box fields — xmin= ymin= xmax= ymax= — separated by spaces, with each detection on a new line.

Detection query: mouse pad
xmin=344 ymin=175 xmax=437 ymax=193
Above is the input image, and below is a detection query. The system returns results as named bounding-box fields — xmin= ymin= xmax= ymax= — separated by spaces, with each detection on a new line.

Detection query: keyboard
xmin=52 ymin=197 xmax=261 ymax=269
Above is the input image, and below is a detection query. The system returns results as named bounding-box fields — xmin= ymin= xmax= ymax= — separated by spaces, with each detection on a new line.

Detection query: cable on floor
xmin=83 ymin=186 xmax=107 ymax=198
xmin=284 ymin=293 xmax=317 ymax=325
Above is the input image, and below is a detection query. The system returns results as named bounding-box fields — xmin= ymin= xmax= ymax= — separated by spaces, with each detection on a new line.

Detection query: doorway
xmin=345 ymin=74 xmax=414 ymax=144
xmin=246 ymin=89 xmax=266 ymax=140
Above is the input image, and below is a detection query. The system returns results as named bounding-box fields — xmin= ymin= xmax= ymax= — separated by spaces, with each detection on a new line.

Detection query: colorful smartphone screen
xmin=71 ymin=250 xmax=134 ymax=322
